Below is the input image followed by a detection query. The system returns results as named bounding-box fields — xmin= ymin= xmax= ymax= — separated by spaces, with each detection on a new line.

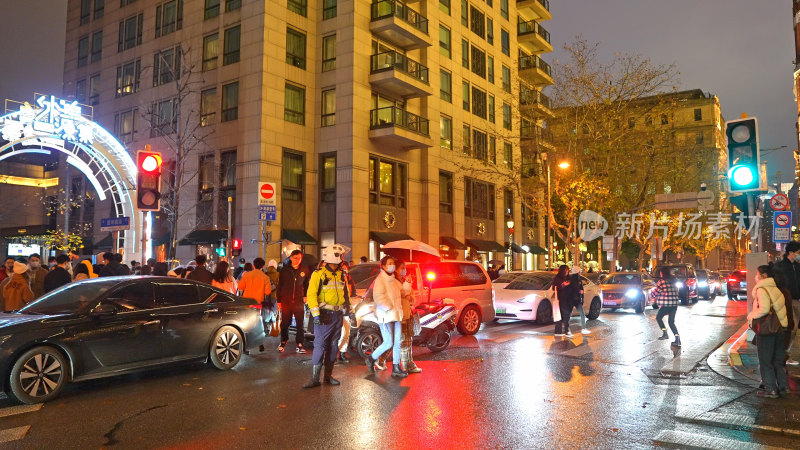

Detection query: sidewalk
xmin=702 ymin=322 xmax=800 ymax=438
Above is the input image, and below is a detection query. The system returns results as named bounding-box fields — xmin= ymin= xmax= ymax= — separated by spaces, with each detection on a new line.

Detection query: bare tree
xmin=141 ymin=46 xmax=214 ymax=261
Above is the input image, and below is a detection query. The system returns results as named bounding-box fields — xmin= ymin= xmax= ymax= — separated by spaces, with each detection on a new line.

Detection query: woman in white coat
xmin=364 ymin=255 xmax=407 ymax=378
xmin=749 ymin=264 xmax=790 ymax=398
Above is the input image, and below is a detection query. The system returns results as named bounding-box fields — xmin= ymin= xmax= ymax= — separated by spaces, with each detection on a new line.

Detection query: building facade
xmin=53 ymin=0 xmax=555 ymax=266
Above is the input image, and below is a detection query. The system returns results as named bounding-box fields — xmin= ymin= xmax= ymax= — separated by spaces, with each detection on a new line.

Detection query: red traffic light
xmin=232 ymin=239 xmax=242 ymax=250
xmin=141 ymin=154 xmax=161 ymax=172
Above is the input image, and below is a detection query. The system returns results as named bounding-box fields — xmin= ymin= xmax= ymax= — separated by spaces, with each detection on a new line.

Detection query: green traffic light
xmin=731 ymin=165 xmax=754 ymax=186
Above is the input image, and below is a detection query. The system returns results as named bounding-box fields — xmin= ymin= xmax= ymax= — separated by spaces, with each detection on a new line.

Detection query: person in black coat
xmin=775 ymin=241 xmax=800 ymax=365
xmin=43 ymin=254 xmax=73 ymax=293
xmin=185 ymin=254 xmax=213 ymax=284
xmin=99 ymin=252 xmax=127 ymax=277
xmin=552 ymin=265 xmax=574 ymax=336
xmin=276 ymin=250 xmax=311 ymax=353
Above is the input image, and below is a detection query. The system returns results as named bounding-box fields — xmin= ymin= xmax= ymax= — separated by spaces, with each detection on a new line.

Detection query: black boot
xmin=337 ymin=352 xmax=350 ymax=363
xmin=365 ymin=356 xmax=376 ymax=374
xmin=324 ymin=362 xmax=340 ymax=385
xmin=303 ymin=364 xmax=322 ymax=388
xmin=658 ymin=329 xmax=669 ymax=340
xmin=391 ymin=364 xmax=408 ymax=378
xmin=671 ymin=336 xmax=681 ymax=348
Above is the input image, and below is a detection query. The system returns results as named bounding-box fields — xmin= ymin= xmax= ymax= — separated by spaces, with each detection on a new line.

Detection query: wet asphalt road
xmin=1 ymin=296 xmax=794 ymax=449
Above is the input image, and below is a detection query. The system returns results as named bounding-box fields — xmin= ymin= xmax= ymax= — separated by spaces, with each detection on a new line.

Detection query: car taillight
xmin=728 ymin=278 xmax=737 ymax=283
xmin=687 ymin=279 xmax=696 ymax=285
xmin=426 ymin=272 xmax=436 ymax=281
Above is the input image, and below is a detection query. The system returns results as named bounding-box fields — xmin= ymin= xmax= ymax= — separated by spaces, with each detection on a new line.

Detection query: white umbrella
xmin=382 ymin=240 xmax=440 ymax=262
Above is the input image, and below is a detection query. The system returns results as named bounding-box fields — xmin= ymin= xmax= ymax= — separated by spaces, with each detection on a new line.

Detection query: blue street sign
xmin=259 ymin=205 xmax=276 ymax=221
xmin=100 ymin=216 xmax=130 ymax=232
xmin=773 ymin=211 xmax=792 ymax=243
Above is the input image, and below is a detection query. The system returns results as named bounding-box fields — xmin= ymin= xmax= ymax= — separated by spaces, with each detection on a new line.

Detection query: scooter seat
xmin=415 ymin=303 xmax=445 ymax=315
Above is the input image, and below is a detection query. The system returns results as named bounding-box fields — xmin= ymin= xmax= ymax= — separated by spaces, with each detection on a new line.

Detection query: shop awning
xmin=282 ymin=229 xmax=318 ymax=246
xmin=508 ymin=243 xmax=528 ymax=253
xmin=529 ymin=245 xmax=547 ymax=255
xmin=370 ymin=231 xmax=414 ymax=245
xmin=440 ymin=236 xmax=467 ymax=250
xmin=465 ymin=239 xmax=507 ymax=253
xmin=0 ymin=224 xmax=51 ymax=238
xmin=178 ymin=229 xmax=228 ymax=246
xmin=93 ymin=233 xmax=113 ymax=249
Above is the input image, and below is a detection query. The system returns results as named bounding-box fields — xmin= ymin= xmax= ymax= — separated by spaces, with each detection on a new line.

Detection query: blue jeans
xmin=373 ymin=321 xmax=402 ymax=362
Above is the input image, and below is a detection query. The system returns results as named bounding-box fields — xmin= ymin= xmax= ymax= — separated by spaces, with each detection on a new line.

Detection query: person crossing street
xmin=303 ymin=244 xmax=351 ymax=388
xmin=277 ymin=250 xmax=310 ymax=354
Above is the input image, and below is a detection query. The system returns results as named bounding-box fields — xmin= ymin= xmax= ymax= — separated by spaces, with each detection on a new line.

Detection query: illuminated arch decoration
xmin=0 ymin=95 xmax=141 ymax=258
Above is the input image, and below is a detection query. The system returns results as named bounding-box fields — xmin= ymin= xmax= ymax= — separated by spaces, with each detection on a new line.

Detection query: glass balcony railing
xmin=519 ymin=54 xmax=552 ymax=77
xmin=370 ymin=106 xmax=430 ymax=136
xmin=521 ymin=124 xmax=553 ymax=145
xmin=520 ymin=89 xmax=551 ymax=109
xmin=517 ymin=19 xmax=550 ymax=43
xmin=371 ymin=0 xmax=429 ymax=35
xmin=370 ymin=51 xmax=429 ymax=84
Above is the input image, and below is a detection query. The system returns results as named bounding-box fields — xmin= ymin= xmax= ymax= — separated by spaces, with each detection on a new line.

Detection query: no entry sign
xmin=770 ymin=193 xmax=789 ymax=211
xmin=258 ymin=182 xmax=277 ymax=206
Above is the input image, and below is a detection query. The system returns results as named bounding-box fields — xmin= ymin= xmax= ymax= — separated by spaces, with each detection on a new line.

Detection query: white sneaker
xmin=581 ymin=329 xmax=591 ymax=335
xmin=787 ymin=359 xmax=800 ymax=366
xmin=374 ymin=360 xmax=387 ymax=370
xmin=555 ymin=333 xmax=565 ymax=337
xmin=565 ymin=331 xmax=574 ymax=337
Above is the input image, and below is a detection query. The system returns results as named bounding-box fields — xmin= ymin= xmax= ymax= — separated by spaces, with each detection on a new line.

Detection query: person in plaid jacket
xmin=652 ymin=267 xmax=681 ymax=347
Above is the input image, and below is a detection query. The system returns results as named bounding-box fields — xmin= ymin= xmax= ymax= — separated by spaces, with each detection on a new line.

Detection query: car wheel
xmin=428 ymin=328 xmax=451 ymax=353
xmin=456 ymin=305 xmax=482 ymax=335
xmin=634 ymin=297 xmax=645 ymax=314
xmin=536 ymin=300 xmax=553 ymax=325
xmin=9 ymin=346 xmax=68 ymax=404
xmin=209 ymin=326 xmax=244 ymax=370
xmin=356 ymin=327 xmax=382 ymax=359
xmin=587 ymin=297 xmax=602 ymax=320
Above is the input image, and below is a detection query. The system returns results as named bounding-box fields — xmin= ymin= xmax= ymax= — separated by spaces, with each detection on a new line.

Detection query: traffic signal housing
xmin=231 ymin=239 xmax=242 ymax=256
xmin=725 ymin=117 xmax=761 ymax=193
xmin=137 ymin=148 xmax=162 ymax=211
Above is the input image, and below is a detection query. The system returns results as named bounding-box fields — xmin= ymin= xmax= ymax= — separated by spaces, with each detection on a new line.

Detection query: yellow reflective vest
xmin=307 ymin=266 xmax=349 ymax=317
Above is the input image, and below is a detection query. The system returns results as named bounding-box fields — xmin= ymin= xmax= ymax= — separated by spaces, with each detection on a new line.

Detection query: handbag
xmin=552 ymin=297 xmax=561 ymax=323
xmin=751 ymin=290 xmax=782 ymax=336
xmin=411 ymin=312 xmax=421 ymax=337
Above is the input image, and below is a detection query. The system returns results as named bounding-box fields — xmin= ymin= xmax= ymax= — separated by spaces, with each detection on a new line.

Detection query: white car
xmin=492 ymin=270 xmax=534 ymax=291
xmin=494 ymin=271 xmax=603 ymax=324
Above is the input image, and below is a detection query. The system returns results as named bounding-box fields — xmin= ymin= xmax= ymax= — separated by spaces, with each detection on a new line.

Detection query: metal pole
xmin=112 ymin=230 xmax=118 ymax=254
xmin=140 ymin=211 xmax=146 ymax=268
xmin=258 ymin=221 xmax=264 ymax=259
xmin=227 ymin=196 xmax=233 ymax=260
xmin=747 ymin=193 xmax=757 ymax=253
xmin=546 ymin=158 xmax=551 ymax=269
xmin=63 ymin=164 xmax=71 ymax=250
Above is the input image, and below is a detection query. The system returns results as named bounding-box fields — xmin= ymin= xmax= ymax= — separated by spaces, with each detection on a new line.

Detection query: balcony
xmin=370 ymin=51 xmax=432 ymax=99
xmin=369 ymin=106 xmax=432 ymax=148
xmin=370 ymin=0 xmax=431 ymax=50
xmin=516 ymin=0 xmax=551 ymax=21
xmin=517 ymin=19 xmax=553 ymax=54
xmin=521 ymin=122 xmax=554 ymax=151
xmin=519 ymin=53 xmax=553 ymax=87
xmin=520 ymin=89 xmax=553 ymax=118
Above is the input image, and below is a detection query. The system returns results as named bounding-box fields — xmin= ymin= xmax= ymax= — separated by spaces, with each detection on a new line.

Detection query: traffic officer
xmin=303 ymin=244 xmax=350 ymax=388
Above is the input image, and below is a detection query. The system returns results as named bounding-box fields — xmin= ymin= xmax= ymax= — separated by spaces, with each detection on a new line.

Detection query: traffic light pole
xmin=747 ymin=193 xmax=758 ymax=253
xmin=140 ymin=211 xmax=147 ymax=268
xmin=227 ymin=196 xmax=232 ymax=262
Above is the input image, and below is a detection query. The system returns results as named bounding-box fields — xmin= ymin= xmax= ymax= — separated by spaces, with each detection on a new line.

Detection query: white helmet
xmin=322 ymin=244 xmax=348 ymax=265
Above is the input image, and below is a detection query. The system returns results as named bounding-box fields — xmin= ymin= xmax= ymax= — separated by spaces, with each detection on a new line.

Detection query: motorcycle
xmin=349 ymin=297 xmax=457 ymax=359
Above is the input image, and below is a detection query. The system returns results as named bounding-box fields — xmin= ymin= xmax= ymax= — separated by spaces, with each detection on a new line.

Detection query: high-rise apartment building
xmin=61 ymin=0 xmax=554 ymax=266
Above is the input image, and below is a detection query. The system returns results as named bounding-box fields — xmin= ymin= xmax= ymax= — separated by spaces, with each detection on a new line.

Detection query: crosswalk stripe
xmin=0 ymin=426 xmax=30 ymax=444
xmin=0 ymin=403 xmax=42 ymax=418
xmin=653 ymin=429 xmax=788 ymax=450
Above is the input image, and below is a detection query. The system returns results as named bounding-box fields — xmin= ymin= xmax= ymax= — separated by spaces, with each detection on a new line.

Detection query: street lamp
xmin=506 ymin=219 xmax=515 ymax=271
xmin=557 ymin=161 xmax=571 ymax=170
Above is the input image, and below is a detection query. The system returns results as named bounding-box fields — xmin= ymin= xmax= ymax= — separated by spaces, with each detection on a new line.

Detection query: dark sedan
xmin=1 ymin=277 xmax=265 ymax=404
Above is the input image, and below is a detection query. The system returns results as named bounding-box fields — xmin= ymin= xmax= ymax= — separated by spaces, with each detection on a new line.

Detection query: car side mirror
xmin=91 ymin=301 xmax=119 ymax=317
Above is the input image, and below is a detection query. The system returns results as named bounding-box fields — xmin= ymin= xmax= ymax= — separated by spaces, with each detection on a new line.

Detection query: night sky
xmin=0 ymin=0 xmax=797 ymax=184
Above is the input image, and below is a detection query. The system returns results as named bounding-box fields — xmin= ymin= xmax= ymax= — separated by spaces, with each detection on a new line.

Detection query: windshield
xmin=18 ymin=279 xmax=116 ymax=315
xmin=656 ymin=266 xmax=687 ymax=279
xmin=494 ymin=272 xmax=524 ymax=284
xmin=349 ymin=264 xmax=381 ymax=290
xmin=505 ymin=273 xmax=554 ymax=291
xmin=604 ymin=274 xmax=641 ymax=285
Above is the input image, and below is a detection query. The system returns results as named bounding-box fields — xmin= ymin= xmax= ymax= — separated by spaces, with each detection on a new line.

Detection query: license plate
xmin=496 ymin=308 xmax=506 ymax=314
xmin=603 ymin=301 xmax=618 ymax=306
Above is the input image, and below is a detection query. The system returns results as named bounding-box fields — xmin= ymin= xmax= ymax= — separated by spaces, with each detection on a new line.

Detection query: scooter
xmin=349 ymin=297 xmax=457 ymax=359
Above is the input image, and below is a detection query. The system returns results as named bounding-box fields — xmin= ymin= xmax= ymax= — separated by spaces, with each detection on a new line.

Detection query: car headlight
xmin=675 ymin=282 xmax=684 ymax=288
xmin=517 ymin=294 xmax=536 ymax=303
xmin=625 ymin=289 xmax=640 ymax=299
xmin=698 ymin=281 xmax=707 ymax=287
